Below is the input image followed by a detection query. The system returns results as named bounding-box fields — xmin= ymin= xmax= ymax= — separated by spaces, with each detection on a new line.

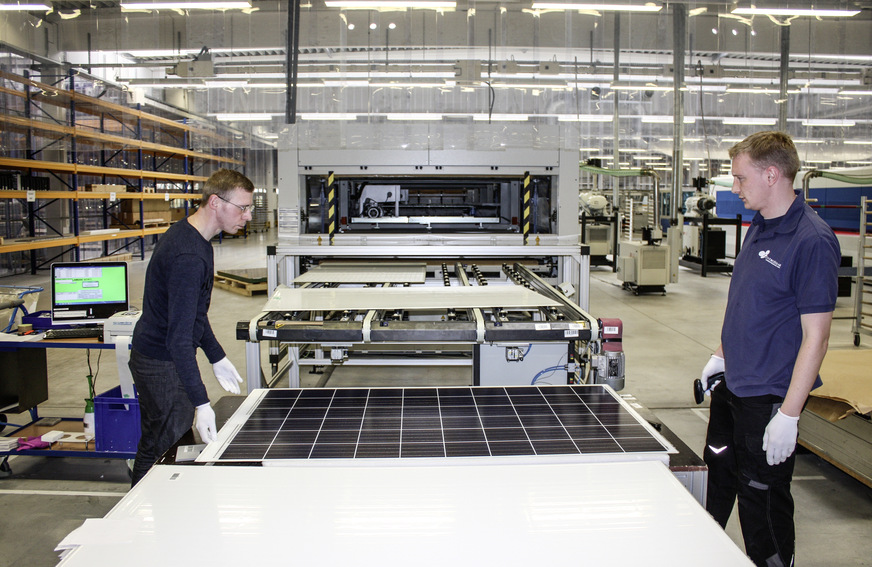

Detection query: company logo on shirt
xmin=758 ymin=250 xmax=782 ymax=269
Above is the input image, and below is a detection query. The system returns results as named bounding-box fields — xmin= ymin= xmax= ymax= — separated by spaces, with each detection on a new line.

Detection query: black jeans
xmin=704 ymin=381 xmax=796 ymax=567
xmin=129 ymin=349 xmax=195 ymax=487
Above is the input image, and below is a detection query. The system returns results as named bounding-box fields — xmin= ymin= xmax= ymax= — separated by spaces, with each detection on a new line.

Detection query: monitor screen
xmin=50 ymin=261 xmax=129 ymax=326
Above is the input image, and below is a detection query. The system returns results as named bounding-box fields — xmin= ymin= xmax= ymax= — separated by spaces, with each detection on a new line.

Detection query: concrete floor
xmin=1 ymin=232 xmax=871 ymax=566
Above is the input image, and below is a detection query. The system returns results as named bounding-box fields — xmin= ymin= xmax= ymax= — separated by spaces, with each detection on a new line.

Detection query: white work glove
xmin=212 ymin=356 xmax=243 ymax=394
xmin=762 ymin=409 xmax=800 ymax=466
xmin=700 ymin=354 xmax=725 ymax=393
xmin=195 ymin=403 xmax=218 ymax=444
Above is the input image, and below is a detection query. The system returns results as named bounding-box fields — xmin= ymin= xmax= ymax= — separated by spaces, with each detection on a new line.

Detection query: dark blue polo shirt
xmin=721 ymin=195 xmax=840 ymax=398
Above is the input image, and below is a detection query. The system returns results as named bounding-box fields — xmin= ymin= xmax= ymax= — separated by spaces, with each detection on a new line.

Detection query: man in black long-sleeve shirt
xmin=129 ymin=169 xmax=254 ymax=486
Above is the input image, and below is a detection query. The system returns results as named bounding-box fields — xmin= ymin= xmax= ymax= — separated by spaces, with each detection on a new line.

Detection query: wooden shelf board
xmin=0 ymin=236 xmax=79 ymax=253
xmin=78 ymin=230 xmax=142 ymax=243
xmin=140 ymin=192 xmax=199 ymax=200
xmin=142 ymin=226 xmax=171 ymax=236
xmin=0 ymin=190 xmax=75 ymax=200
xmin=0 ymin=114 xmax=242 ymax=165
xmin=1 ymin=70 xmax=238 ymax=145
xmin=0 ymin=158 xmax=207 ymax=184
xmin=0 ymin=190 xmax=197 ymax=201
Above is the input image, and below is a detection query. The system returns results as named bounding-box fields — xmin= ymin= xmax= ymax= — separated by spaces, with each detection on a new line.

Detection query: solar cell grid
xmin=215 ymin=385 xmax=671 ymax=462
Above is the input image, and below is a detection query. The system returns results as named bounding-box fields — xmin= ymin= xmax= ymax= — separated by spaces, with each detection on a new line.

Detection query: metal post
xmin=778 ymin=26 xmax=790 ymax=132
xmin=326 ymin=171 xmax=337 ymax=245
xmin=522 ymin=171 xmax=532 ymax=244
xmin=671 ymin=4 xmax=687 ymax=223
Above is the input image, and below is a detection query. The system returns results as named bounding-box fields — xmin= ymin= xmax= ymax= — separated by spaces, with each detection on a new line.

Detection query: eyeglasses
xmin=215 ymin=194 xmax=253 ymax=213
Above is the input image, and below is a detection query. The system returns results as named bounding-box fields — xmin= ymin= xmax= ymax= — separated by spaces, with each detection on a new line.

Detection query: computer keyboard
xmin=43 ymin=327 xmax=104 ymax=340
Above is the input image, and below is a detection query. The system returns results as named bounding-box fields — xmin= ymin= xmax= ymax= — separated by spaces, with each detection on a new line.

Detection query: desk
xmin=0 ymin=335 xmax=112 ymax=415
xmin=0 ymin=336 xmax=134 ymax=476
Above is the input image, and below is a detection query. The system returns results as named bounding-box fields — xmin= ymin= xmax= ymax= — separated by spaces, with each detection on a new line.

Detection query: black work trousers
xmin=703 ymin=381 xmax=796 ymax=567
xmin=129 ymin=349 xmax=195 ymax=487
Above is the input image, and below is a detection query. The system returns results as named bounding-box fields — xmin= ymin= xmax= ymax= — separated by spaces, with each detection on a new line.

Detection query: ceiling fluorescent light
xmin=557 ymin=115 xmax=613 ymax=122
xmin=324 ymin=1 xmax=456 ymax=8
xmin=386 ymin=113 xmax=444 ymax=120
xmin=845 ymin=140 xmax=872 ymax=145
xmin=299 ymin=113 xmax=360 ymax=121
xmin=839 ymin=89 xmax=872 ymax=96
xmin=682 ymin=85 xmax=728 ymax=93
xmin=213 ymin=113 xmax=275 ymax=121
xmin=490 ymin=83 xmax=568 ymax=90
xmin=121 ymin=1 xmax=252 ymax=10
xmin=801 ymin=119 xmax=856 ymax=127
xmin=641 ymin=116 xmax=695 ymax=124
xmin=0 ymin=3 xmax=51 ymax=10
xmin=731 ymin=6 xmax=860 ymax=17
xmin=611 ymin=83 xmax=672 ymax=91
xmin=472 ymin=114 xmax=530 ymax=121
xmin=721 ymin=117 xmax=777 ymax=125
xmin=204 ymin=80 xmax=249 ymax=88
xmin=373 ymin=81 xmax=455 ymax=88
xmin=127 ymin=82 xmax=206 ymax=89
xmin=117 ymin=46 xmax=283 ymax=58
xmin=725 ymin=87 xmax=800 ymax=95
xmin=532 ymin=2 xmax=662 ymax=12
xmin=323 ymin=80 xmax=371 ymax=87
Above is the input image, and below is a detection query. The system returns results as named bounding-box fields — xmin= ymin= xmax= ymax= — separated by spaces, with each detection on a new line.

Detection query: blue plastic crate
xmin=94 ymin=386 xmax=140 ymax=453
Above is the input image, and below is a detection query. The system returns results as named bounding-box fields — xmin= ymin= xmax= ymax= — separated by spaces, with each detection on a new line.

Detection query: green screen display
xmin=54 ymin=265 xmax=128 ymax=305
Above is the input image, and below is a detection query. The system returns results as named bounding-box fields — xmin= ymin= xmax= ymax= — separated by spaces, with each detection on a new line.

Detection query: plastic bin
xmin=94 ymin=385 xmax=140 ymax=453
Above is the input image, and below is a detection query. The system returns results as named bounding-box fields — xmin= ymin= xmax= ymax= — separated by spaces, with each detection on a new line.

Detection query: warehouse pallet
xmin=213 ymin=268 xmax=268 ymax=296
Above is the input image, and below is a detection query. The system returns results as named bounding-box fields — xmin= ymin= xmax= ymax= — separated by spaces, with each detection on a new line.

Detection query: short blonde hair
xmin=729 ymin=131 xmax=801 ymax=183
xmin=202 ymin=168 xmax=254 ymax=200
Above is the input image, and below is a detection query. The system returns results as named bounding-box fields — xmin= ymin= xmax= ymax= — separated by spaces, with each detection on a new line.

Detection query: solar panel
xmin=202 ymin=385 xmax=674 ymax=463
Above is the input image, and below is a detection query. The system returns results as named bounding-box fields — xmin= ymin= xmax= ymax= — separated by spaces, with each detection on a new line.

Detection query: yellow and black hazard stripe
xmin=521 ymin=171 xmax=531 ymax=245
xmin=326 ymin=171 xmax=336 ymax=245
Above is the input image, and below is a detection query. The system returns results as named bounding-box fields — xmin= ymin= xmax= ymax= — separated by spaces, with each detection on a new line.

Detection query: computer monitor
xmin=50 ymin=261 xmax=130 ymax=326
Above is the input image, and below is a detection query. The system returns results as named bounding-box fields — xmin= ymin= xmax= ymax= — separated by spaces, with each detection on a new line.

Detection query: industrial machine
xmin=579 ymin=191 xmax=618 ymax=271
xmin=681 ymin=192 xmax=724 ymax=262
xmin=679 ymin=185 xmax=742 ymax=277
xmin=274 ymin=148 xmax=589 ymax=308
xmin=618 ymin=239 xmax=671 ymax=296
xmin=238 ymin=261 xmax=624 ymax=393
xmin=604 ymin=168 xmax=675 ymax=295
xmin=305 ymin=176 xmax=549 ymax=234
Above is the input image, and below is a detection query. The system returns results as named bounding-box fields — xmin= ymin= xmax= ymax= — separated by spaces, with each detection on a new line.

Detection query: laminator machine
xmin=238 ymin=262 xmax=624 ymax=394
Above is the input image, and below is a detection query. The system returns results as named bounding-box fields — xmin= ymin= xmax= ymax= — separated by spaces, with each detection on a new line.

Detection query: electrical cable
xmin=531 ymin=365 xmax=567 ymax=385
xmin=486 ymin=28 xmax=495 ymax=123
xmin=696 ymin=60 xmax=713 ymax=183
xmin=86 ymin=349 xmax=103 ymax=397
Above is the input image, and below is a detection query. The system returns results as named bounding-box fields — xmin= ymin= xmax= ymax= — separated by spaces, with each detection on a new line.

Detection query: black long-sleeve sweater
xmin=131 ymin=218 xmax=225 ymax=407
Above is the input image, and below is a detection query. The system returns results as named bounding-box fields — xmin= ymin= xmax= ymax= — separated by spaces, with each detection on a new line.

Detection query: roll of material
xmin=17 ymin=323 xmax=33 ymax=334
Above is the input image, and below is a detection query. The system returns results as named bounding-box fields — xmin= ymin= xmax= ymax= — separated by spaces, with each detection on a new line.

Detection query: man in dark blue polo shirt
xmin=129 ymin=168 xmax=253 ymax=486
xmin=698 ymin=131 xmax=840 ymax=566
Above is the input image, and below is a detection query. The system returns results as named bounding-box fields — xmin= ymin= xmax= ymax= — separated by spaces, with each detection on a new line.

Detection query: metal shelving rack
xmin=852 ymin=196 xmax=872 ymax=346
xmin=0 ymin=65 xmax=247 ymax=275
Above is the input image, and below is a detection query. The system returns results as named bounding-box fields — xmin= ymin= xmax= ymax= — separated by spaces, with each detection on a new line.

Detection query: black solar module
xmin=214 ymin=385 xmax=671 ymax=462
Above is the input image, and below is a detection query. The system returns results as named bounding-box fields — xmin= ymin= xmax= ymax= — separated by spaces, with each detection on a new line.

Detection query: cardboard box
xmin=82 ymin=184 xmax=129 ymax=193
xmin=119 ymin=200 xmax=171 ymax=226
